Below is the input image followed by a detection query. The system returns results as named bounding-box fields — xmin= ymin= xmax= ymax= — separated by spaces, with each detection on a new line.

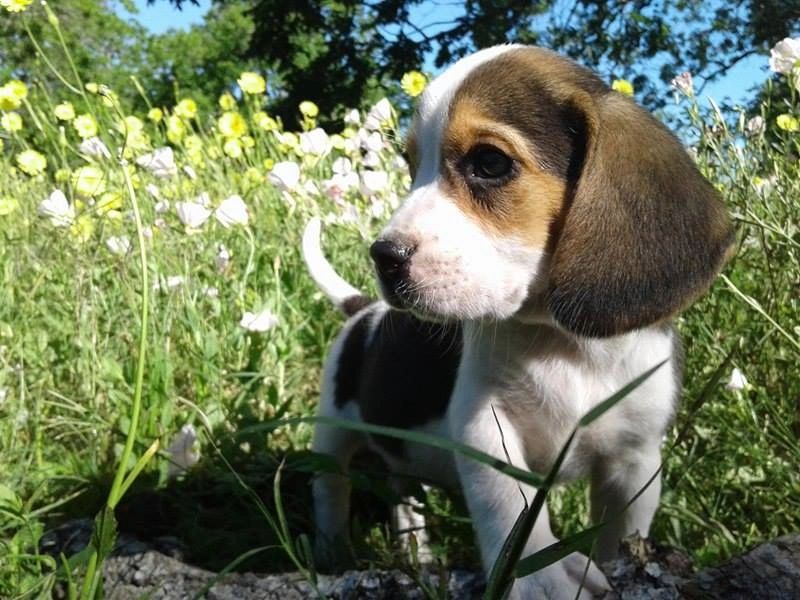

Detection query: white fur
xmin=310 ymin=44 xmax=680 ymax=598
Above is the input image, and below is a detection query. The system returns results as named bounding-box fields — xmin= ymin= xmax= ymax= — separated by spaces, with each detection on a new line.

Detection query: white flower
xmin=195 ymin=192 xmax=211 ymax=207
xmin=725 ymin=367 xmax=748 ymax=391
xmin=391 ymin=154 xmax=408 ymax=171
xmin=106 ymin=235 xmax=131 ymax=255
xmin=344 ymin=108 xmax=361 ymax=125
xmin=323 ymin=172 xmax=360 ymax=203
xmin=203 ymin=286 xmax=219 ymax=298
xmin=167 ymin=424 xmax=199 ymax=477
xmin=268 ymin=161 xmax=301 ymax=192
xmin=299 ymin=128 xmax=330 ymax=155
xmin=670 ymin=71 xmax=693 ymax=96
xmin=360 ymin=169 xmax=389 ymax=196
xmin=167 ymin=275 xmax=185 ymax=289
xmin=183 ymin=165 xmax=197 ymax=180
xmin=0 ymin=388 xmax=6 ymax=405
xmin=370 ymin=200 xmax=386 ymax=219
xmin=215 ymin=194 xmax=249 ymax=227
xmin=154 ymin=200 xmax=170 ymax=214
xmin=176 ymin=201 xmax=211 ymax=228
xmin=363 ymin=151 xmax=382 ymax=168
xmin=339 ymin=202 xmax=360 ymax=223
xmin=136 ymin=147 xmax=178 ymax=178
xmin=769 ymin=37 xmax=800 ymax=74
xmin=145 ymin=183 xmax=160 ymax=199
xmin=38 ymin=190 xmax=74 ymax=227
xmin=332 ymin=157 xmax=352 ymax=175
xmin=745 ymin=116 xmax=765 ymax=137
xmin=365 ymin=98 xmax=393 ymax=130
xmin=240 ymin=308 xmax=279 ymax=333
xmin=78 ymin=136 xmax=111 ymax=159
xmin=216 ymin=244 xmax=231 ymax=272
xmin=362 ymin=130 xmax=385 ymax=153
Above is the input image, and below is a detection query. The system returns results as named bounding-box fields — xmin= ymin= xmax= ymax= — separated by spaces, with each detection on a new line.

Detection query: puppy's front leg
xmin=452 ymin=399 xmax=608 ymax=600
xmin=591 ymin=441 xmax=663 ymax=564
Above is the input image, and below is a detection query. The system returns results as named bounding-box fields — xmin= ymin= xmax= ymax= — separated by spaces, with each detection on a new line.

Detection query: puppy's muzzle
xmin=370 ymin=237 xmax=416 ymax=306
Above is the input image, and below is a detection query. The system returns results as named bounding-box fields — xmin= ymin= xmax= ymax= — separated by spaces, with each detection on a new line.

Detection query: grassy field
xmin=1 ymin=6 xmax=799 ymax=598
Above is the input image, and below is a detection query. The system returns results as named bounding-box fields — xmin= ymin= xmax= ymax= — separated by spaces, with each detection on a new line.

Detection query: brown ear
xmin=546 ymin=91 xmax=734 ymax=338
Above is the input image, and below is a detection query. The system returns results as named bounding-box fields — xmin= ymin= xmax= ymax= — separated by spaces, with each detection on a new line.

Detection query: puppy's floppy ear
xmin=547 ymin=91 xmax=734 ymax=338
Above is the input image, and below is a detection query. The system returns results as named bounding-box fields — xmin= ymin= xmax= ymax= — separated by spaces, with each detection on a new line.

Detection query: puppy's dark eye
xmin=470 ymin=147 xmax=513 ymax=180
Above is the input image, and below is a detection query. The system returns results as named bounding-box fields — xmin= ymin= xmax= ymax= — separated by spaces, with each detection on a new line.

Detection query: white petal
xmin=299 ymin=128 xmax=331 ymax=155
xmin=343 ymin=108 xmax=361 ymax=125
xmin=360 ymin=170 xmax=389 ymax=196
xmin=725 ymin=367 xmax=748 ymax=391
xmin=331 ymin=157 xmax=352 ymax=175
xmin=38 ymin=190 xmax=74 ymax=227
xmin=214 ymin=195 xmax=249 ymax=227
xmin=106 ymin=235 xmax=131 ymax=255
xmin=136 ymin=147 xmax=178 ymax=178
xmin=78 ymin=136 xmax=111 ymax=159
xmin=268 ymin=161 xmax=301 ymax=191
xmin=365 ymin=98 xmax=393 ymax=130
xmin=167 ymin=424 xmax=199 ymax=477
xmin=239 ymin=309 xmax=279 ymax=332
xmin=175 ymin=201 xmax=211 ymax=228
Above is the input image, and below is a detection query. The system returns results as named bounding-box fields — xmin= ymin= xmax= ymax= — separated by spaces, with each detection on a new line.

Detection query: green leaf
xmin=579 ymin=359 xmax=669 ymax=427
xmin=516 ymin=524 xmax=605 ymax=577
xmin=90 ymin=506 xmax=117 ymax=562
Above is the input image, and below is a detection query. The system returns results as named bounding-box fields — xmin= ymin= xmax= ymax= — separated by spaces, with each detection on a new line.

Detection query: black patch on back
xmin=357 ymin=311 xmax=462 ymax=456
xmin=333 ymin=311 xmax=372 ymax=408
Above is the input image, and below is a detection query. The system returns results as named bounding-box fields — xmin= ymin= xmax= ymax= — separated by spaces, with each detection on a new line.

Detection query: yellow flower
xmin=175 ymin=98 xmax=198 ymax=119
xmin=245 ymin=167 xmax=263 ymax=184
xmin=55 ymin=168 xmax=70 ymax=183
xmin=54 ymin=102 xmax=76 ymax=121
xmin=72 ymin=166 xmax=107 ymax=197
xmin=117 ymin=115 xmax=144 ymax=134
xmin=0 ymin=85 xmax=20 ymax=111
xmin=223 ymin=138 xmax=243 ymax=158
xmin=148 ymin=107 xmax=164 ymax=122
xmin=330 ymin=134 xmax=345 ymax=150
xmin=237 ymin=72 xmax=266 ymax=95
xmin=98 ymin=86 xmax=118 ymax=108
xmin=70 ymin=215 xmax=95 ymax=244
xmin=299 ymin=101 xmax=319 ymax=118
xmin=241 ymin=135 xmax=255 ymax=149
xmin=776 ymin=113 xmax=799 ymax=132
xmin=401 ymin=71 xmax=427 ymax=97
xmin=263 ymin=158 xmax=274 ymax=171
xmin=166 ymin=115 xmax=186 ymax=144
xmin=218 ymin=112 xmax=247 ymax=138
xmin=6 ymin=79 xmax=27 ymax=101
xmin=219 ymin=92 xmax=237 ymax=111
xmin=16 ymin=149 xmax=47 ymax=176
xmin=74 ymin=114 xmax=98 ymax=139
xmin=1 ymin=0 xmax=33 ymax=13
xmin=0 ymin=197 xmax=19 ymax=216
xmin=96 ymin=191 xmax=123 ymax=216
xmin=612 ymin=79 xmax=634 ymax=96
xmin=1 ymin=112 xmax=23 ymax=133
xmin=253 ymin=111 xmax=279 ymax=132
xmin=85 ymin=82 xmax=100 ymax=94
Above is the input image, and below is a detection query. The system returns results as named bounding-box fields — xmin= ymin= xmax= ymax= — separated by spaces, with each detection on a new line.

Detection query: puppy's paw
xmin=313 ymin=534 xmax=356 ymax=574
xmin=508 ymin=556 xmax=610 ymax=600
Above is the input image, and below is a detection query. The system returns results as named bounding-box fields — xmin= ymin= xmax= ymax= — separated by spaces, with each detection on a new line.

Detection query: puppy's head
xmin=372 ymin=45 xmax=734 ymax=337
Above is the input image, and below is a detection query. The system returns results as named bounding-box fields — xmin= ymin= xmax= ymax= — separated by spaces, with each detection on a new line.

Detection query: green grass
xmin=1 ymin=7 xmax=799 ymax=598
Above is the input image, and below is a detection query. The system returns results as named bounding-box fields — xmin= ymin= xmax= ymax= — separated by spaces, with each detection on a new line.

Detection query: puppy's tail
xmin=302 ymin=217 xmax=374 ymax=317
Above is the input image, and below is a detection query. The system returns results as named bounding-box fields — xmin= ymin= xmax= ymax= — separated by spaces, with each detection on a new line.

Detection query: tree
xmin=157 ymin=0 xmax=800 ymax=120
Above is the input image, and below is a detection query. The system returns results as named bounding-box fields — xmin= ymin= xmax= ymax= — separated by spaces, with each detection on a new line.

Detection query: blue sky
xmin=122 ymin=0 xmax=767 ymax=106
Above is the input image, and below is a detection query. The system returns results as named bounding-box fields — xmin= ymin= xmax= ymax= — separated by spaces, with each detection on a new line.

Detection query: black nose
xmin=370 ymin=239 xmax=415 ymax=276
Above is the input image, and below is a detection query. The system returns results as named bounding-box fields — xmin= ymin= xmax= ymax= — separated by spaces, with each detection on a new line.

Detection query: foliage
xmin=1 ymin=3 xmax=799 ymax=598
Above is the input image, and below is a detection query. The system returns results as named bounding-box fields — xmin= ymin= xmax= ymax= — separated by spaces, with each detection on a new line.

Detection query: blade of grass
xmin=239 ymin=417 xmax=545 ymax=488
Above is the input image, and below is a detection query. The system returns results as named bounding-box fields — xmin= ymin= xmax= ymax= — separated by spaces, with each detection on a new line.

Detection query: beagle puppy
xmin=303 ymin=45 xmax=733 ymax=599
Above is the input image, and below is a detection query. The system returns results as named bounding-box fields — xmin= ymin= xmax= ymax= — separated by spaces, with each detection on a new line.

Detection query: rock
xmin=102 ymin=551 xmax=485 ymax=599
xmin=683 ymin=534 xmax=800 ymax=599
